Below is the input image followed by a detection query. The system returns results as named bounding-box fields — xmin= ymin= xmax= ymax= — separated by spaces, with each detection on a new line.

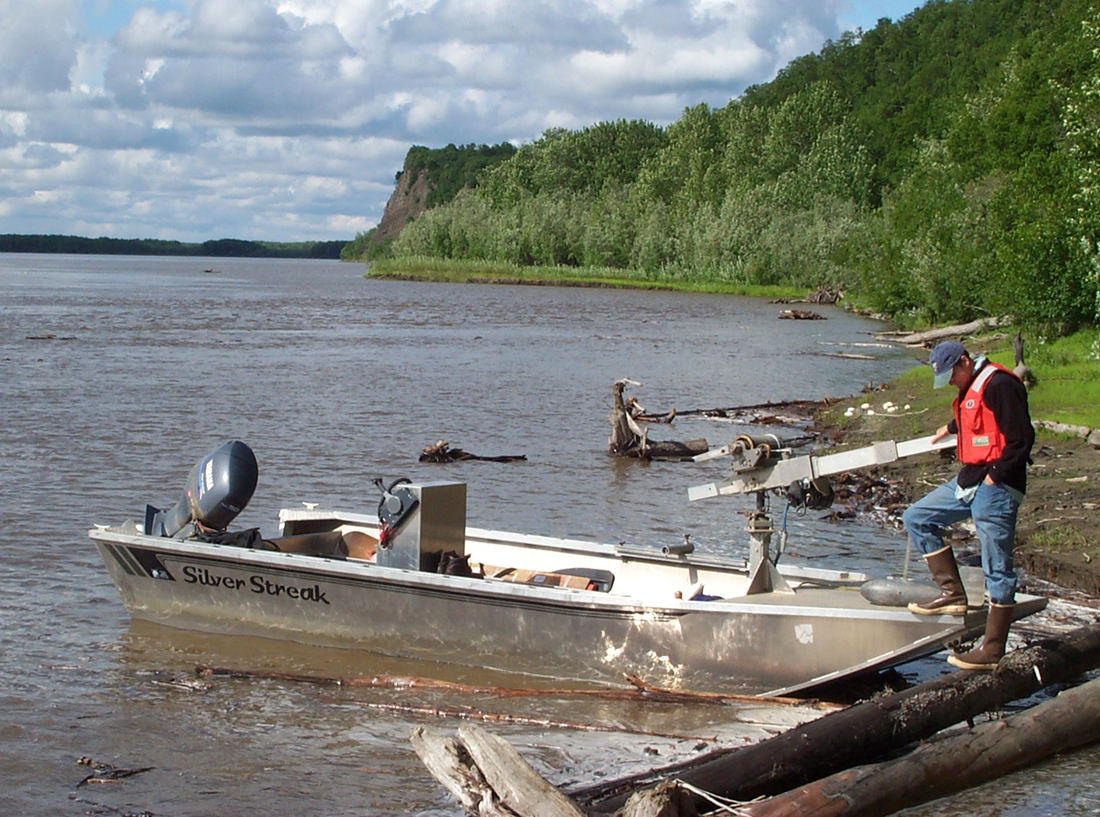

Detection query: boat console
xmin=373 ymin=480 xmax=467 ymax=572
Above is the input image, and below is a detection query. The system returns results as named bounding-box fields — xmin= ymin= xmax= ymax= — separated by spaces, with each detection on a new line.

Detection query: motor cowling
xmin=146 ymin=440 xmax=259 ymax=537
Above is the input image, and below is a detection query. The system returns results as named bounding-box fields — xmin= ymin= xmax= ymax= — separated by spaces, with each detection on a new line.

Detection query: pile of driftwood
xmin=824 ymin=471 xmax=914 ymax=528
xmin=608 ymin=380 xmax=707 ymax=460
xmin=778 ymin=309 xmax=825 ymax=320
xmin=412 ymin=621 xmax=1100 ymax=817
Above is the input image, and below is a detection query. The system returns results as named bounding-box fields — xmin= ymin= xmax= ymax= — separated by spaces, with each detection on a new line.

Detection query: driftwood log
xmin=877 ymin=316 xmax=1007 ymax=346
xmin=581 ymin=621 xmax=1100 ymax=815
xmin=76 ymin=757 xmax=155 ymax=787
xmin=806 ymin=286 xmax=842 ymax=304
xmin=608 ymin=380 xmax=707 ymax=460
xmin=738 ymin=674 xmax=1100 ymax=817
xmin=410 ymin=724 xmax=587 ymax=817
xmin=420 ymin=440 xmax=527 ymax=463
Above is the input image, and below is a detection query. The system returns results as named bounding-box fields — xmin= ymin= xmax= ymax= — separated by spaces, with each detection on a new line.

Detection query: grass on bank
xmin=821 ymin=329 xmax=1100 ymax=437
xmin=366 ymin=257 xmax=808 ymax=300
xmin=1024 ymin=523 xmax=1094 ymax=553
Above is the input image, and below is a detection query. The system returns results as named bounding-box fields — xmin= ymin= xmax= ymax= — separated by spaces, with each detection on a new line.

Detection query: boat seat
xmin=553 ymin=567 xmax=615 ymax=592
xmin=265 ymin=531 xmax=348 ymax=559
xmin=479 ymin=565 xmax=611 ymax=591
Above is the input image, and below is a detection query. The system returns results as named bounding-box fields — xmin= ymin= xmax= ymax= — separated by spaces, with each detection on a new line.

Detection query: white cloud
xmin=0 ymin=0 xmax=902 ymax=241
xmin=0 ymin=0 xmax=80 ymax=93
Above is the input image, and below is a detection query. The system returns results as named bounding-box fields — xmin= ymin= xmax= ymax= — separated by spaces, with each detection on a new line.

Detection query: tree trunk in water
xmin=608 ymin=379 xmax=648 ymax=456
xmin=607 ymin=379 xmax=707 ymax=460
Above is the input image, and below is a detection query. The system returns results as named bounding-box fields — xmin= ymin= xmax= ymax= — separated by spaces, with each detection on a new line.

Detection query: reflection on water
xmin=0 ymin=254 xmax=1093 ymax=816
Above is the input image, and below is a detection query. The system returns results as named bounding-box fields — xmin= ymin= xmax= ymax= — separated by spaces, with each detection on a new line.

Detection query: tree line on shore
xmin=0 ymin=234 xmax=346 ymax=260
xmin=362 ymin=0 xmax=1100 ymax=338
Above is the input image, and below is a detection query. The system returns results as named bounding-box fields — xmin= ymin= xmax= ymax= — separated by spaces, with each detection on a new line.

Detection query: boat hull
xmin=91 ymin=520 xmax=1042 ymax=696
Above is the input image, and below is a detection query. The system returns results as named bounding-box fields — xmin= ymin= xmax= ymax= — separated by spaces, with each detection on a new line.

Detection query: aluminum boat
xmin=90 ymin=439 xmax=1045 ymax=696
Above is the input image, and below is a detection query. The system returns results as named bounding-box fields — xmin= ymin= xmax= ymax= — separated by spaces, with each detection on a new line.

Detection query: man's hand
xmin=931 ymin=424 xmax=951 ymax=443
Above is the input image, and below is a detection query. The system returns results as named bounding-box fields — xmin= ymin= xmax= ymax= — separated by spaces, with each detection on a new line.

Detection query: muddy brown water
xmin=1 ymin=254 xmax=1096 ymax=816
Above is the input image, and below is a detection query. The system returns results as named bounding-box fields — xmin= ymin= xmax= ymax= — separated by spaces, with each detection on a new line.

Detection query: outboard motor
xmin=145 ymin=440 xmax=259 ymax=537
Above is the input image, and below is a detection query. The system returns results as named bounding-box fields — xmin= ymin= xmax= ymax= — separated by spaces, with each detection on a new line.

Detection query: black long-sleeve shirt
xmin=947 ymin=361 xmax=1034 ymax=494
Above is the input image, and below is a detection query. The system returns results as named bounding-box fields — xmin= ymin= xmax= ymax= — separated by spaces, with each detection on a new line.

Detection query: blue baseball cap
xmin=929 ymin=341 xmax=966 ymax=388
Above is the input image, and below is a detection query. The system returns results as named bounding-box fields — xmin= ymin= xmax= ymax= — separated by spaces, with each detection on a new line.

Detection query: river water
xmin=0 ymin=254 xmax=1096 ymax=816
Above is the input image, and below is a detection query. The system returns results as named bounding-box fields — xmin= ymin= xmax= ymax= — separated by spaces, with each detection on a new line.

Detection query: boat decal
xmin=104 ymin=543 xmax=142 ymax=576
xmin=106 ymin=545 xmax=176 ymax=580
xmin=179 ymin=564 xmax=330 ymax=604
xmin=130 ymin=547 xmax=176 ymax=579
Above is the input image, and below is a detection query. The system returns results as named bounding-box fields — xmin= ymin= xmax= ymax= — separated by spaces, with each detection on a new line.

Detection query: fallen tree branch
xmin=76 ymin=757 xmax=155 ymax=787
xmin=620 ymin=675 xmax=836 ymax=709
xmin=357 ymin=700 xmax=718 ymax=740
xmin=672 ymin=399 xmax=828 ymax=419
xmin=195 ymin=666 xmax=827 ymax=708
xmin=409 ymin=623 xmax=1100 ymax=817
xmin=1032 ymin=420 xmax=1094 ymax=439
xmin=770 ymin=287 xmax=843 ymax=305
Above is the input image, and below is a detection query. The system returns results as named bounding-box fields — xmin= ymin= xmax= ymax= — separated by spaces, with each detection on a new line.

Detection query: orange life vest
xmin=953 ymin=362 xmax=1019 ymax=465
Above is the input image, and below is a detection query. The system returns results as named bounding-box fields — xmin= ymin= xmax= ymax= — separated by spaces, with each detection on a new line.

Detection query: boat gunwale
xmin=88 ymin=525 xmax=999 ymax=624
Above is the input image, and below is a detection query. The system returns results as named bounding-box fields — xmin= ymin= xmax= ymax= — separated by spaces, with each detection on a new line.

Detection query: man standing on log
xmin=902 ymin=341 xmax=1035 ymax=670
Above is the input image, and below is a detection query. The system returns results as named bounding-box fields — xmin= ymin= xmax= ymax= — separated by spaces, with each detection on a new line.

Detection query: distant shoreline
xmin=0 ymin=234 xmax=347 ymax=260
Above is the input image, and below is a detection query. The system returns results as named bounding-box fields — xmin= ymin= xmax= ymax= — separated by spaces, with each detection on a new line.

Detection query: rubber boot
xmin=948 ymin=602 xmax=1014 ymax=670
xmin=907 ymin=545 xmax=969 ymax=616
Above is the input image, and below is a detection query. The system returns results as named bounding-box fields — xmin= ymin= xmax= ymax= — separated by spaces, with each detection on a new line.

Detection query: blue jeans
xmin=902 ymin=477 xmax=1020 ymax=605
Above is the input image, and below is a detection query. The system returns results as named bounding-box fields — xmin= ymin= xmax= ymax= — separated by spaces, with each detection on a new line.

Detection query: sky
xmin=0 ymin=0 xmax=923 ymax=243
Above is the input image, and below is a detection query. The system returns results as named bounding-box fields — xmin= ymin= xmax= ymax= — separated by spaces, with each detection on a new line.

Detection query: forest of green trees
xmin=375 ymin=0 xmax=1100 ymax=337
